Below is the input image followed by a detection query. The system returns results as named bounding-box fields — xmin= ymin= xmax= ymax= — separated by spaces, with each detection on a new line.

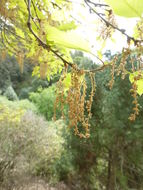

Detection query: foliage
xmin=46 ymin=25 xmax=91 ymax=53
xmin=0 ymin=99 xmax=68 ymax=188
xmin=0 ymin=54 xmax=33 ymax=94
xmin=18 ymin=77 xmax=50 ymax=99
xmin=1 ymin=51 xmax=143 ymax=190
xmin=0 ymin=0 xmax=91 ymax=83
xmin=0 ymin=53 xmax=51 ymax=99
xmin=66 ymin=52 xmax=143 ymax=190
xmin=29 ymin=85 xmax=61 ymax=120
xmin=4 ymin=86 xmax=18 ymax=101
xmin=0 ymin=0 xmax=143 ymax=131
xmin=0 ymin=100 xmax=25 ymax=124
xmin=129 ymin=71 xmax=143 ymax=96
xmin=0 ymin=95 xmax=37 ymax=113
xmin=105 ymin=0 xmax=143 ymax=17
xmin=0 ymin=0 xmax=143 ymax=189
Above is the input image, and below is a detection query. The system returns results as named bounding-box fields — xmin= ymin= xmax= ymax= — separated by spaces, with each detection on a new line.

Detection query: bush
xmin=19 ymin=87 xmax=33 ymax=99
xmin=0 ymin=96 xmax=75 ymax=189
xmin=30 ymin=85 xmax=61 ymax=120
xmin=18 ymin=78 xmax=50 ymax=100
xmin=0 ymin=95 xmax=37 ymax=113
xmin=0 ymin=103 xmax=67 ymax=188
xmin=4 ymin=86 xmax=18 ymax=101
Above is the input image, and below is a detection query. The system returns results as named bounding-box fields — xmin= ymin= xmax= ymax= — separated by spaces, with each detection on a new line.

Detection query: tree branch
xmin=86 ymin=0 xmax=109 ymax=7
xmin=27 ymin=0 xmax=74 ymax=67
xmin=31 ymin=0 xmax=41 ymax=24
xmin=26 ymin=0 xmax=109 ymax=73
xmin=85 ymin=63 xmax=111 ymax=73
xmin=84 ymin=0 xmax=142 ymax=45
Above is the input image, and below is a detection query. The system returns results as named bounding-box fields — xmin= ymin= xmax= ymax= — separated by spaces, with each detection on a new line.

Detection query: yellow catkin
xmin=116 ymin=48 xmax=130 ymax=78
xmin=53 ymin=67 xmax=67 ymax=120
xmin=128 ymin=73 xmax=141 ymax=121
xmin=17 ymin=52 xmax=24 ymax=73
xmin=40 ymin=63 xmax=48 ymax=79
xmin=54 ymin=66 xmax=96 ymax=138
xmin=98 ymin=10 xmax=117 ymax=40
xmin=1 ymin=49 xmax=7 ymax=62
xmin=108 ymin=61 xmax=115 ymax=89
xmin=0 ymin=0 xmax=15 ymax=19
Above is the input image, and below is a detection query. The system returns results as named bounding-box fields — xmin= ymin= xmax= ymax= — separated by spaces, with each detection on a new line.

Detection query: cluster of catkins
xmin=54 ymin=66 xmax=96 ymax=138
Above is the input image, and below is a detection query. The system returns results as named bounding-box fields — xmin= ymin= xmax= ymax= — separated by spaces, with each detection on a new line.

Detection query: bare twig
xmin=86 ymin=0 xmax=109 ymax=7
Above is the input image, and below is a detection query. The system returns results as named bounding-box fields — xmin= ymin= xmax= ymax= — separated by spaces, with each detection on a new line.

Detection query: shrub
xmin=0 ymin=95 xmax=37 ymax=113
xmin=4 ymin=86 xmax=18 ymax=101
xmin=0 ymin=106 xmax=67 ymax=188
xmin=0 ymin=95 xmax=76 ymax=188
xmin=19 ymin=87 xmax=33 ymax=99
xmin=30 ymin=85 xmax=61 ymax=120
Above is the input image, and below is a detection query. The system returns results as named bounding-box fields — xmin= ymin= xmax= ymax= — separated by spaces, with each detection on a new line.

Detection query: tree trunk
xmin=106 ymin=150 xmax=116 ymax=190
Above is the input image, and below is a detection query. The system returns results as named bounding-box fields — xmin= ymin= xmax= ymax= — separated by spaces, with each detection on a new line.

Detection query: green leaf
xmin=63 ymin=73 xmax=71 ymax=92
xmin=129 ymin=72 xmax=143 ymax=96
xmin=46 ymin=26 xmax=91 ymax=53
xmin=105 ymin=0 xmax=143 ymax=17
xmin=129 ymin=73 xmax=135 ymax=83
xmin=129 ymin=71 xmax=140 ymax=83
xmin=57 ymin=21 xmax=77 ymax=31
xmin=137 ymin=79 xmax=143 ymax=96
xmin=15 ymin=28 xmax=25 ymax=38
xmin=104 ymin=61 xmax=110 ymax=65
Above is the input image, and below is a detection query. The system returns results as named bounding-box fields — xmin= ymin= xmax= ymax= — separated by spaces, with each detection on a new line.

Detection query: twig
xmin=84 ymin=0 xmax=143 ymax=45
xmin=86 ymin=0 xmax=109 ymax=7
xmin=85 ymin=63 xmax=111 ymax=73
xmin=31 ymin=0 xmax=41 ymax=23
xmin=27 ymin=0 xmax=74 ymax=66
xmin=26 ymin=0 xmax=109 ymax=73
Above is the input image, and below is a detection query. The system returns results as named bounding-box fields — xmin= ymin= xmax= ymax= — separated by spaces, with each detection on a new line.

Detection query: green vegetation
xmin=0 ymin=52 xmax=143 ymax=189
xmin=29 ymin=86 xmax=58 ymax=120
xmin=0 ymin=97 xmax=69 ymax=188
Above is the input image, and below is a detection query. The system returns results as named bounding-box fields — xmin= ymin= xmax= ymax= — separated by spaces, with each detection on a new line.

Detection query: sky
xmin=70 ymin=0 xmax=139 ymax=61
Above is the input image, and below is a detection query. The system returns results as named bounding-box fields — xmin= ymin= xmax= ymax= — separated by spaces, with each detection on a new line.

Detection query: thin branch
xmin=1 ymin=31 xmax=17 ymax=54
xmin=86 ymin=0 xmax=109 ymax=7
xmin=51 ymin=2 xmax=62 ymax=9
xmin=85 ymin=63 xmax=111 ymax=73
xmin=27 ymin=0 xmax=74 ymax=67
xmin=31 ymin=0 xmax=41 ymax=24
xmin=84 ymin=0 xmax=142 ymax=45
xmin=5 ymin=27 xmax=25 ymax=41
xmin=26 ymin=0 xmax=109 ymax=73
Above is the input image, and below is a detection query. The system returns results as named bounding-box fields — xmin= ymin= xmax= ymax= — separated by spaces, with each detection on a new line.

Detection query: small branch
xmin=4 ymin=27 xmax=25 ymax=41
xmin=51 ymin=2 xmax=62 ymax=9
xmin=94 ymin=54 xmax=105 ymax=65
xmin=1 ymin=31 xmax=17 ymax=54
xmin=86 ymin=0 xmax=109 ymax=7
xmin=84 ymin=0 xmax=142 ymax=45
xmin=31 ymin=0 xmax=41 ymax=23
xmin=85 ymin=63 xmax=111 ymax=73
xmin=27 ymin=0 xmax=74 ymax=67
xmin=26 ymin=0 xmax=108 ymax=73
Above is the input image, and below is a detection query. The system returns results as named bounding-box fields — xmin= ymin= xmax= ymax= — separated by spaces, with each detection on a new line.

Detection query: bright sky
xmin=71 ymin=0 xmax=139 ymax=61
